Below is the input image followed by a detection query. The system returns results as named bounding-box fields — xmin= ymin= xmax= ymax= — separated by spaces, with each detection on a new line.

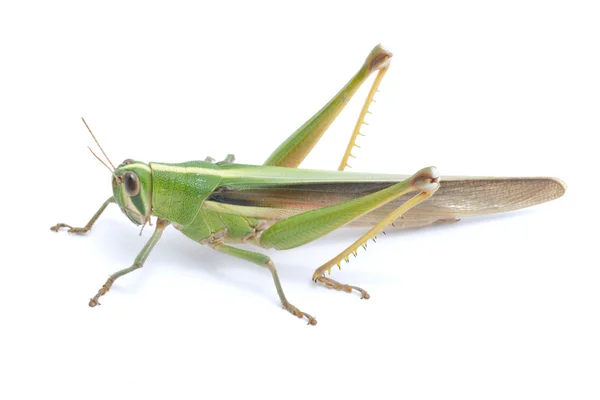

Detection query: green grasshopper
xmin=51 ymin=44 xmax=565 ymax=325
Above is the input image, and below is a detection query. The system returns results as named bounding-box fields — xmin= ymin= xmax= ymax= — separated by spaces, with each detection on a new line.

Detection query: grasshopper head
xmin=112 ymin=159 xmax=152 ymax=225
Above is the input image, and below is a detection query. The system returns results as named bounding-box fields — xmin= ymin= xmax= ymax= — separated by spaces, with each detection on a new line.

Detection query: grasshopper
xmin=51 ymin=44 xmax=565 ymax=325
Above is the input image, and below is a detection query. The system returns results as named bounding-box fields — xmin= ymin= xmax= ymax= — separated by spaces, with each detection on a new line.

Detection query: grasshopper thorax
xmin=112 ymin=160 xmax=153 ymax=225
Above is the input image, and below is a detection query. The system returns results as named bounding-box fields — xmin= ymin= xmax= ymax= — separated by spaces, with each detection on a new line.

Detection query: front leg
xmin=89 ymin=218 xmax=170 ymax=306
xmin=50 ymin=197 xmax=114 ymax=234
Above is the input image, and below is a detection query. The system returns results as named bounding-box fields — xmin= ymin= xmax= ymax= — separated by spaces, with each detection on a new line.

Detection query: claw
xmin=50 ymin=223 xmax=89 ymax=234
xmin=50 ymin=223 xmax=72 ymax=232
xmin=284 ymin=303 xmax=317 ymax=326
xmin=314 ymin=276 xmax=370 ymax=299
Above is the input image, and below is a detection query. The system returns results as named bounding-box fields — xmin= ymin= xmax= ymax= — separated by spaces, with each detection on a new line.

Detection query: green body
xmin=117 ymin=160 xmax=424 ymax=249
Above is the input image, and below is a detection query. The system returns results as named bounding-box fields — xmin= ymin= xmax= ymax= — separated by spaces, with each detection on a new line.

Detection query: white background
xmin=1 ymin=1 xmax=598 ymax=399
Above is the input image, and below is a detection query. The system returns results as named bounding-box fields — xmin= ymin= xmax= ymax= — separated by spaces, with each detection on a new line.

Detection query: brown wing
xmin=204 ymin=177 xmax=566 ymax=228
xmin=353 ymin=177 xmax=566 ymax=228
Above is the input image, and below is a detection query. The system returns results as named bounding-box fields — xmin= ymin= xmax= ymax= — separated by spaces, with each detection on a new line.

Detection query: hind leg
xmin=264 ymin=44 xmax=392 ymax=169
xmin=311 ymin=190 xmax=437 ymax=298
xmin=258 ymin=167 xmax=440 ymax=299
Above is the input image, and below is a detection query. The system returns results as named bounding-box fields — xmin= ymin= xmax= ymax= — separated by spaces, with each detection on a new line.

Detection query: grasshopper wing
xmin=205 ymin=166 xmax=565 ymax=229
xmin=354 ymin=176 xmax=566 ymax=228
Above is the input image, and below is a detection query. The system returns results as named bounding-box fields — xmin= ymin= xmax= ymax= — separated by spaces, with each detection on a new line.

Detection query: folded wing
xmin=205 ymin=176 xmax=566 ymax=229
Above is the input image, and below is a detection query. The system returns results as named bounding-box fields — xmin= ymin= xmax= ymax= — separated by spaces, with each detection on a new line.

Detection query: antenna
xmin=81 ymin=117 xmax=116 ymax=170
xmin=87 ymin=146 xmax=117 ymax=178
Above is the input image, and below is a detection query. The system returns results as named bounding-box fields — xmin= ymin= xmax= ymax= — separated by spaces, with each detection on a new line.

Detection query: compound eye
xmin=123 ymin=171 xmax=140 ymax=196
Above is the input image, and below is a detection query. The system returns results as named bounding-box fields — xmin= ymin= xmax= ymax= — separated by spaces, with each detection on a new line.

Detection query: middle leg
xmin=212 ymin=244 xmax=317 ymax=325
